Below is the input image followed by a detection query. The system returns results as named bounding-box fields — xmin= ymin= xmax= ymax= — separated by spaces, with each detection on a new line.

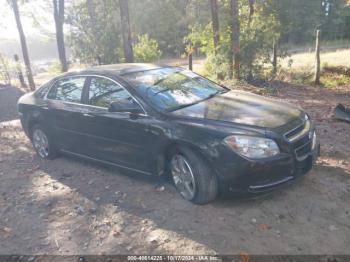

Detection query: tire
xmin=30 ymin=124 xmax=57 ymax=160
xmin=169 ymin=146 xmax=218 ymax=205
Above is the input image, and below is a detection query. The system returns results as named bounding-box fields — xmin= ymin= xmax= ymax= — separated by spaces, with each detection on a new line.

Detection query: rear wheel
xmin=169 ymin=147 xmax=218 ymax=204
xmin=31 ymin=125 xmax=57 ymax=159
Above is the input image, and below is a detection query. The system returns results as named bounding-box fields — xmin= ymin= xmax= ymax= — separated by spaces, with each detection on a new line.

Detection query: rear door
xmin=46 ymin=76 xmax=88 ymax=153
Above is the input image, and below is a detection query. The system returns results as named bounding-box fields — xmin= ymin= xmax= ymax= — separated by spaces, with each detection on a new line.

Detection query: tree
xmin=209 ymin=0 xmax=220 ymax=52
xmin=134 ymin=34 xmax=162 ymax=62
xmin=130 ymin=0 xmax=193 ymax=57
xmin=247 ymin=0 xmax=255 ymax=28
xmin=53 ymin=0 xmax=68 ymax=72
xmin=10 ymin=0 xmax=35 ymax=90
xmin=119 ymin=0 xmax=134 ymax=63
xmin=229 ymin=0 xmax=240 ymax=80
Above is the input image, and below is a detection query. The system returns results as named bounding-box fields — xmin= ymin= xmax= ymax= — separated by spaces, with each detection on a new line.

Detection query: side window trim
xmin=82 ymin=76 xmax=91 ymax=105
xmin=45 ymin=74 xmax=147 ymax=115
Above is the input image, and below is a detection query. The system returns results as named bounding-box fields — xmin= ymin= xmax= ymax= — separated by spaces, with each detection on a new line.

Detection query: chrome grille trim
xmin=294 ymin=140 xmax=312 ymax=161
xmin=284 ymin=120 xmax=311 ymax=142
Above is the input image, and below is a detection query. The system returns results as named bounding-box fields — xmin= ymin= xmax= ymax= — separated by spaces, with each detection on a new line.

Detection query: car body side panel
xmin=78 ymin=109 xmax=170 ymax=173
xmin=46 ymin=100 xmax=90 ymax=153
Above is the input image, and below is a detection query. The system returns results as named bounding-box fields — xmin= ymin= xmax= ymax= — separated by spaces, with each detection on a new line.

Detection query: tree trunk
xmin=247 ymin=0 xmax=255 ymax=28
xmin=11 ymin=0 xmax=35 ymax=90
xmin=229 ymin=0 xmax=240 ymax=80
xmin=209 ymin=0 xmax=220 ymax=51
xmin=246 ymin=0 xmax=255 ymax=80
xmin=86 ymin=0 xmax=96 ymax=25
xmin=314 ymin=30 xmax=321 ymax=85
xmin=53 ymin=0 xmax=68 ymax=72
xmin=119 ymin=0 xmax=134 ymax=63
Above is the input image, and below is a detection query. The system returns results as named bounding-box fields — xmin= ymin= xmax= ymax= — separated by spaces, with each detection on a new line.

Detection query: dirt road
xmin=0 ymin=84 xmax=349 ymax=255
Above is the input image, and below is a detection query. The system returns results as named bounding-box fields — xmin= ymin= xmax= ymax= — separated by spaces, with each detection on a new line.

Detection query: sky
xmin=0 ymin=0 xmax=55 ymax=40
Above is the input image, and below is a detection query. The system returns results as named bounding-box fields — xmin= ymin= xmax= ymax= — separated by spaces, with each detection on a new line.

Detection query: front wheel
xmin=169 ymin=147 xmax=218 ymax=205
xmin=31 ymin=125 xmax=57 ymax=159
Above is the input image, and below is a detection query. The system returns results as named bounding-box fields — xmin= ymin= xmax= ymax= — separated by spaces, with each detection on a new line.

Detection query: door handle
xmin=83 ymin=113 xmax=95 ymax=118
xmin=40 ymin=105 xmax=49 ymax=110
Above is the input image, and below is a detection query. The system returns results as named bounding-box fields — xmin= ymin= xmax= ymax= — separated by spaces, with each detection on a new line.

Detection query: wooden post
xmin=272 ymin=41 xmax=277 ymax=75
xmin=314 ymin=30 xmax=321 ymax=85
xmin=97 ymin=55 xmax=102 ymax=65
xmin=14 ymin=54 xmax=26 ymax=88
xmin=188 ymin=52 xmax=193 ymax=71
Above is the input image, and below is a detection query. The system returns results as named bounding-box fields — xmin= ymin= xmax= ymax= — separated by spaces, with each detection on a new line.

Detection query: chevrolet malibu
xmin=17 ymin=64 xmax=320 ymax=204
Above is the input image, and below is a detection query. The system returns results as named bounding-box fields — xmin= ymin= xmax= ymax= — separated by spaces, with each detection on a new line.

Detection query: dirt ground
xmin=0 ymin=83 xmax=349 ymax=256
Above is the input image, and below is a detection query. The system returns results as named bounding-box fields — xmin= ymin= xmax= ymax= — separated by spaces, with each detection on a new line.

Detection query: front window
xmin=88 ymin=77 xmax=133 ymax=108
xmin=122 ymin=68 xmax=227 ymax=111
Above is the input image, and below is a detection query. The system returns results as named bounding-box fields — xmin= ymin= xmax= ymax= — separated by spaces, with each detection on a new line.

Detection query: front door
xmin=80 ymin=76 xmax=160 ymax=174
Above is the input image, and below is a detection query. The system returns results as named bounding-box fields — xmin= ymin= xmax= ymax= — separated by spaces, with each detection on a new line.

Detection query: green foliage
xmin=47 ymin=60 xmax=61 ymax=74
xmin=134 ymin=34 xmax=162 ymax=63
xmin=239 ymin=1 xmax=281 ymax=80
xmin=185 ymin=23 xmax=214 ymax=55
xmin=186 ymin=0 xmax=282 ymax=81
xmin=130 ymin=0 xmax=201 ymax=57
xmin=59 ymin=0 xmax=350 ymax=86
xmin=66 ymin=0 xmax=123 ymax=64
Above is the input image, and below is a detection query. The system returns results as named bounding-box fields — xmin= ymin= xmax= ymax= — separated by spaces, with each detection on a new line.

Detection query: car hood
xmin=170 ymin=90 xmax=303 ymax=129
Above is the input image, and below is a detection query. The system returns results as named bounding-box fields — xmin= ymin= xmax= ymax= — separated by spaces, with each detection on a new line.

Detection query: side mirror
xmin=108 ymin=100 xmax=143 ymax=114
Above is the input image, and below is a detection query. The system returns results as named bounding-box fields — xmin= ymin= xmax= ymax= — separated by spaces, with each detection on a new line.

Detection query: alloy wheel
xmin=32 ymin=129 xmax=49 ymax=158
xmin=170 ymin=154 xmax=196 ymax=200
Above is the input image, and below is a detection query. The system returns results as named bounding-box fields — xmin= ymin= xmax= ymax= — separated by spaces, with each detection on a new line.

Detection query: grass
xmin=278 ymin=47 xmax=350 ymax=88
xmin=281 ymin=49 xmax=350 ymax=69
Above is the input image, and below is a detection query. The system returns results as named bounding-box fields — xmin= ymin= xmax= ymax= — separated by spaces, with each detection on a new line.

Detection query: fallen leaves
xmin=239 ymin=251 xmax=250 ymax=262
xmin=258 ymin=224 xmax=271 ymax=231
xmin=1 ymin=226 xmax=12 ymax=238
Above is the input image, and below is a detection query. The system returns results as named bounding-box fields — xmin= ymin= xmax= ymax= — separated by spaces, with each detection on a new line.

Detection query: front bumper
xmin=213 ymin=131 xmax=320 ymax=196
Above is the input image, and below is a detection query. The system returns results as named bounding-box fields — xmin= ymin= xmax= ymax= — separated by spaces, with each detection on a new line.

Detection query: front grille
xmin=284 ymin=120 xmax=313 ymax=161
xmin=284 ymin=119 xmax=310 ymax=142
xmin=295 ymin=140 xmax=312 ymax=159
xmin=284 ymin=122 xmax=305 ymax=140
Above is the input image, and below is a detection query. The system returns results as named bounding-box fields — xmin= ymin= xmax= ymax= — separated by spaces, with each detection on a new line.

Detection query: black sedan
xmin=17 ymin=64 xmax=320 ymax=204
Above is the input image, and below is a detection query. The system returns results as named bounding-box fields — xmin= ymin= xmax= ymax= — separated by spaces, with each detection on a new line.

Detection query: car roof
xmin=87 ymin=63 xmax=163 ymax=76
xmin=52 ymin=63 xmax=174 ymax=83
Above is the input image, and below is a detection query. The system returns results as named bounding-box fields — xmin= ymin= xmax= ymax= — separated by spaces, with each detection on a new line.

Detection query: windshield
xmin=122 ymin=67 xmax=227 ymax=111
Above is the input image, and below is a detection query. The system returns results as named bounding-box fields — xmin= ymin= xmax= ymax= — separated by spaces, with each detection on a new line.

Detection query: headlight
xmin=224 ymin=135 xmax=280 ymax=159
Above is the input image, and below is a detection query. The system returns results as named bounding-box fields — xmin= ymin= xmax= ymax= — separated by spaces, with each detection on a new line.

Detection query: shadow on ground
xmin=0 ymin=83 xmax=350 ymax=255
xmin=0 ymin=120 xmax=349 ymax=255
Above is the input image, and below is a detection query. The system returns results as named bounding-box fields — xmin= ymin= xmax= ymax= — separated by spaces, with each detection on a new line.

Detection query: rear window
xmin=47 ymin=77 xmax=86 ymax=103
xmin=34 ymin=82 xmax=52 ymax=98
